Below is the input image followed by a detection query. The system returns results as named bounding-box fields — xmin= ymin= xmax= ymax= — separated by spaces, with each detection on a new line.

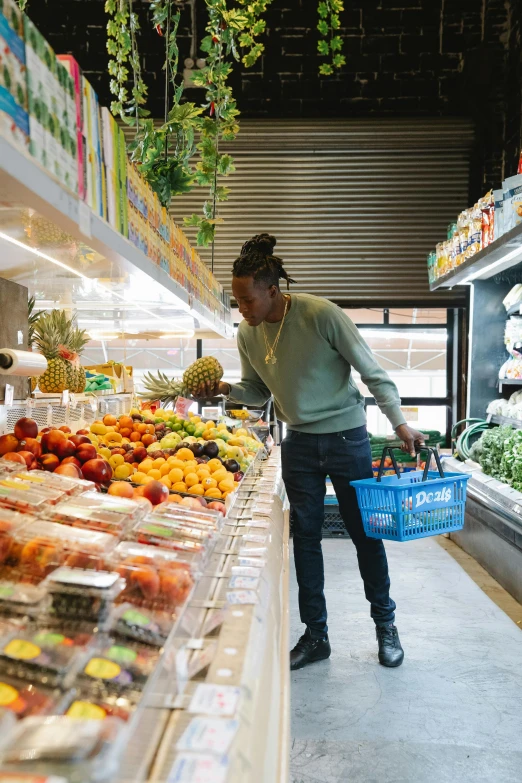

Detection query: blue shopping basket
xmin=351 ymin=447 xmax=469 ymax=542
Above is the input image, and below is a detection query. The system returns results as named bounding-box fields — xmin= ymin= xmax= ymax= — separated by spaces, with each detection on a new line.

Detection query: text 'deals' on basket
xmin=351 ymin=447 xmax=469 ymax=542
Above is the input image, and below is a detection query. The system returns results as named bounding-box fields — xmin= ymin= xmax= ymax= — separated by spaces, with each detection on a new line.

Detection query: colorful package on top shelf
xmin=57 ymin=54 xmax=84 ymax=199
xmin=0 ymin=1 xmax=29 ymax=153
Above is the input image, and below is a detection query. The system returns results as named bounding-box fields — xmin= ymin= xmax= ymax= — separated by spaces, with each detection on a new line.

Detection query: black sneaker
xmin=376 ymin=623 xmax=404 ymax=668
xmin=290 ymin=628 xmax=331 ymax=671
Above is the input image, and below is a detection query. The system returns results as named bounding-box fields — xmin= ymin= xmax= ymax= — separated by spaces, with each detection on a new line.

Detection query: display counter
xmin=444 ymin=457 xmax=522 ymax=604
xmin=0 ymin=448 xmax=290 ymax=783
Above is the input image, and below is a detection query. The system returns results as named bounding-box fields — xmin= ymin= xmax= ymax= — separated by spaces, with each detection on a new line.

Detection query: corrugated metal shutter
xmin=127 ymin=118 xmax=473 ymax=304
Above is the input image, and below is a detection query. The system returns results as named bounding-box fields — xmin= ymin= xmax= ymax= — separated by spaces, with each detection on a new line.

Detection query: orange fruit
xmin=201 ymin=476 xmax=217 ymax=490
xmin=189 ymin=484 xmax=204 ymax=496
xmin=196 ymin=469 xmax=211 ymax=480
xmin=160 ymin=477 xmax=172 ymax=489
xmin=108 ymin=482 xmax=134 ymax=498
xmin=204 ymin=488 xmax=222 ymax=499
xmin=148 ymin=469 xmax=161 ymax=481
xmin=132 ymin=471 xmax=147 ymax=484
xmin=167 ymin=494 xmax=182 ymax=504
xmin=167 ymin=458 xmax=185 ymax=470
xmin=160 ymin=463 xmax=171 ymax=477
xmin=177 ymin=448 xmax=194 ymax=462
xmin=130 ymin=432 xmax=141 ymax=442
xmin=172 ymin=481 xmax=187 ymax=494
xmin=119 ymin=416 xmax=134 ymax=430
xmin=142 ymin=434 xmax=156 ymax=447
xmin=185 ymin=473 xmax=199 ymax=488
xmin=212 ymin=469 xmax=228 ymax=484
xmin=207 ymin=459 xmax=222 ymax=472
xmin=152 ymin=457 xmax=166 ymax=469
xmin=168 ymin=468 xmax=184 ymax=484
xmin=139 ymin=459 xmax=154 ymax=473
xmin=141 ymin=475 xmax=155 ymax=484
xmin=219 ymin=479 xmax=234 ymax=492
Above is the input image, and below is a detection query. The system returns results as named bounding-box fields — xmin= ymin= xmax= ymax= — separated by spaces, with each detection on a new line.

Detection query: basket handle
xmin=417 ymin=446 xmax=445 ymax=480
xmin=377 ymin=447 xmax=402 ymax=481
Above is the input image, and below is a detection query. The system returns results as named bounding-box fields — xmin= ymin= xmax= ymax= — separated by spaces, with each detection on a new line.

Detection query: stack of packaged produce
xmin=0 ymin=0 xmax=228 ymax=321
xmin=429 ymin=151 xmax=522 ymax=284
xmin=0 ymin=453 xmax=227 ymax=777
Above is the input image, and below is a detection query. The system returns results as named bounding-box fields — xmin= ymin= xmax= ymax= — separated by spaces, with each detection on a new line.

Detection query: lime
xmin=154 ymin=417 xmax=163 ymax=424
xmin=185 ymin=424 xmax=196 ymax=435
xmin=172 ymin=423 xmax=182 ymax=432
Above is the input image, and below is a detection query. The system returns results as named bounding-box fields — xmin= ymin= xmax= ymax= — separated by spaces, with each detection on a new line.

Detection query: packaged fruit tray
xmin=76 ymin=640 xmax=160 ymax=700
xmin=0 ymin=674 xmax=70 ymax=720
xmin=43 ymin=568 xmax=126 ymax=627
xmin=110 ymin=603 xmax=175 ymax=647
xmin=0 ymin=629 xmax=89 ymax=689
xmin=0 ymin=519 xmax=118 ymax=584
xmin=44 ymin=492 xmax=147 ymax=537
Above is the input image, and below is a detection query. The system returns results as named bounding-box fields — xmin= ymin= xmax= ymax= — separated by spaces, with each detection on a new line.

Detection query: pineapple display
xmin=182 ymin=357 xmax=223 ymax=397
xmin=140 ymin=371 xmax=187 ymax=406
xmin=68 ymin=326 xmax=89 ymax=392
xmin=33 ymin=312 xmax=68 ymax=393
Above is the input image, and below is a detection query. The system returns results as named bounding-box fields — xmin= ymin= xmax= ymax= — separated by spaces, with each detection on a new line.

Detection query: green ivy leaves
xmin=317 ymin=0 xmax=346 ymax=75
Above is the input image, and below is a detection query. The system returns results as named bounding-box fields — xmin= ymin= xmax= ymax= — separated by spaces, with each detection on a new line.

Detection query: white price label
xmin=239 ymin=546 xmax=267 ymax=557
xmin=238 ymin=557 xmax=267 ymax=568
xmin=231 ymin=566 xmax=262 ymax=577
xmin=242 ymin=533 xmax=267 ymax=544
xmin=228 ymin=576 xmax=259 ymax=590
xmin=61 ymin=389 xmax=69 ymax=406
xmin=226 ymin=589 xmax=258 ymax=605
xmin=69 ymin=393 xmax=78 ymax=409
xmin=167 ymin=753 xmax=228 ymax=783
xmin=176 ymin=718 xmax=239 ymax=755
xmin=188 ymin=684 xmax=240 ymax=717
xmin=4 ymin=384 xmax=14 ymax=406
xmin=249 ymin=519 xmax=271 ymax=529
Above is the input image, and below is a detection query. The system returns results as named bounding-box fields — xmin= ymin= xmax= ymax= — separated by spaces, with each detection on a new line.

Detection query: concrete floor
xmin=290 ymin=537 xmax=522 ymax=783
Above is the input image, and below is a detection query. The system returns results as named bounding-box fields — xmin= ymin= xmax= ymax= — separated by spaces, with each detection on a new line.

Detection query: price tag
xmin=238 ymin=557 xmax=267 ymax=568
xmin=226 ymin=589 xmax=258 ymax=605
xmin=231 ymin=566 xmax=262 ymax=577
xmin=4 ymin=384 xmax=14 ymax=406
xmin=69 ymin=393 xmax=78 ymax=409
xmin=249 ymin=519 xmax=271 ymax=529
xmin=242 ymin=533 xmax=267 ymax=544
xmin=188 ymin=683 xmax=240 ymax=716
xmin=176 ymin=717 xmax=239 ymax=755
xmin=175 ymin=396 xmax=193 ymax=420
xmin=238 ymin=546 xmax=267 ymax=557
xmin=228 ymin=576 xmax=259 ymax=590
xmin=167 ymin=752 xmax=228 ymax=783
xmin=61 ymin=389 xmax=69 ymax=406
xmin=78 ymin=200 xmax=92 ymax=238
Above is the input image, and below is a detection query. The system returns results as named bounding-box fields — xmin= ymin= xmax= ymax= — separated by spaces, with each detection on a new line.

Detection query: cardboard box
xmin=0 ymin=13 xmax=28 ymax=113
xmin=58 ymin=54 xmax=85 ymax=199
xmin=0 ymin=83 xmax=29 ymax=151
xmin=0 ymin=0 xmax=23 ymax=37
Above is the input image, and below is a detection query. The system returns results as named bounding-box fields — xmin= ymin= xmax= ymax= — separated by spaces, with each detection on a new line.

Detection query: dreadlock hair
xmin=232 ymin=233 xmax=296 ymax=290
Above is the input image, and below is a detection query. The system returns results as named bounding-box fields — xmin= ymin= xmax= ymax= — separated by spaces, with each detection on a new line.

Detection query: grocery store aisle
xmin=289 ymin=537 xmax=522 ymax=783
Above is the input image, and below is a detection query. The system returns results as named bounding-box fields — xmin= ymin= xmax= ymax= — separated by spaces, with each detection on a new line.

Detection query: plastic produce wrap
xmin=0 ymin=581 xmax=49 ymax=618
xmin=0 ymin=675 xmax=66 ymax=719
xmin=12 ymin=470 xmax=96 ymax=496
xmin=0 ymin=629 xmax=89 ymax=688
xmin=43 ymin=568 xmax=126 ymax=627
xmin=110 ymin=603 xmax=175 ymax=647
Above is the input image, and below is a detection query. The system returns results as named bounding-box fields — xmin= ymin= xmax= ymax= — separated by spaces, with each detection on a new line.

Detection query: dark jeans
xmin=282 ymin=425 xmax=396 ymax=639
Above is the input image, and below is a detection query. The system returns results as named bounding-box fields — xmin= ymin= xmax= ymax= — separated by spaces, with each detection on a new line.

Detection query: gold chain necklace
xmin=261 ymin=296 xmax=289 ymax=365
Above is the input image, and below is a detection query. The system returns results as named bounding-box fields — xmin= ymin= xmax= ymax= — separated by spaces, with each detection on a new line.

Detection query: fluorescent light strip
xmin=0 ymin=231 xmax=183 ymax=330
xmin=359 ymin=329 xmax=447 ymax=342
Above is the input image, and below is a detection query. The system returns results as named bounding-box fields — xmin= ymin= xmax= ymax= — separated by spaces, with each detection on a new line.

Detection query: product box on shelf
xmin=57 ymin=54 xmax=85 ymax=199
xmin=0 ymin=0 xmax=23 ymax=36
xmin=0 ymin=84 xmax=29 ymax=152
xmin=0 ymin=12 xmax=28 ymax=113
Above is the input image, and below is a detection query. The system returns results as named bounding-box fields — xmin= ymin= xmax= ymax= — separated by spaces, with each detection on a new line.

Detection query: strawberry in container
xmin=110 ymin=541 xmax=195 ymax=613
xmin=0 ymin=520 xmax=117 ymax=584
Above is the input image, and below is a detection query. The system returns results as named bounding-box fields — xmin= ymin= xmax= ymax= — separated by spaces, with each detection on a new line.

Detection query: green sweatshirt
xmin=229 ymin=293 xmax=406 ymax=434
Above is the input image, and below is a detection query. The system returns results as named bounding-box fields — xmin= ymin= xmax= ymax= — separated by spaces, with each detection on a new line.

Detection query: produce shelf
xmin=0 ymin=136 xmax=232 ymax=338
xmin=487 ymin=414 xmax=522 ymax=429
xmin=430 ymin=220 xmax=522 ymax=290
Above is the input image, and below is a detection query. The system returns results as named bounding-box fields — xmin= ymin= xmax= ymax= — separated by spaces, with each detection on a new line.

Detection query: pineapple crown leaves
xmin=28 ymin=296 xmax=43 ymax=349
xmin=139 ymin=370 xmax=186 ymax=402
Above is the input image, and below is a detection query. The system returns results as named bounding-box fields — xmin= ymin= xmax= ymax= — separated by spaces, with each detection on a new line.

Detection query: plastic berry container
xmin=131 ymin=518 xmax=211 ymax=555
xmin=0 ymin=484 xmax=51 ymax=515
xmin=0 ymin=581 xmax=49 ymax=618
xmin=13 ymin=470 xmax=96 ymax=496
xmin=154 ymin=502 xmax=224 ymax=528
xmin=59 ymin=692 xmax=134 ymax=722
xmin=2 ymin=520 xmax=117 ymax=584
xmin=110 ymin=603 xmax=175 ymax=647
xmin=0 ymin=510 xmax=36 ymax=569
xmin=44 ymin=500 xmax=131 ymax=538
xmin=76 ymin=640 xmax=160 ymax=699
xmin=0 ymin=478 xmax=66 ymax=506
xmin=110 ymin=541 xmax=195 ymax=611
xmin=43 ymin=568 xmax=126 ymax=627
xmin=0 ymin=630 xmax=88 ymax=688
xmin=76 ymin=492 xmax=148 ymax=524
xmin=0 ymin=675 xmax=66 ymax=719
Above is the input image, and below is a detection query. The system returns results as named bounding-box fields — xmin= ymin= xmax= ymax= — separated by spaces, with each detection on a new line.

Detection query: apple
xmin=234 ymin=471 xmax=244 ymax=482
xmin=75 ymin=444 xmax=98 ymax=463
xmin=76 ymin=429 xmax=90 ymax=436
xmin=55 ymin=463 xmax=83 ymax=479
xmin=82 ymin=458 xmax=113 ymax=484
xmin=207 ymin=501 xmax=225 ymax=516
xmin=40 ymin=454 xmax=60 ymax=472
xmin=39 ymin=427 xmax=52 ymax=434
xmin=14 ymin=417 xmax=38 ymax=440
xmin=16 ymin=438 xmax=42 ymax=458
xmin=142 ymin=479 xmax=169 ymax=506
xmin=69 ymin=435 xmax=91 ymax=448
xmin=61 ymin=456 xmax=82 ymax=469
xmin=2 ymin=451 xmax=26 ymax=465
xmin=123 ymin=452 xmax=136 ymax=464
xmin=16 ymin=451 xmax=37 ymax=468
xmin=55 ymin=440 xmax=77 ymax=460
xmin=58 ymin=426 xmax=72 ymax=434
xmin=41 ymin=430 xmax=66 ymax=454
xmin=0 ymin=434 xmax=19 ymax=456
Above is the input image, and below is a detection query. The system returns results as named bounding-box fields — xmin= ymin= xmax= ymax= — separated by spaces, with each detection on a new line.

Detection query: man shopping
xmin=199 ymin=234 xmax=425 ymax=671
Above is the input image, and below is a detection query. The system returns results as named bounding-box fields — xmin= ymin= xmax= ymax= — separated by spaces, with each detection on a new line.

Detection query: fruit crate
xmin=0 ymin=394 xmax=133 ymax=436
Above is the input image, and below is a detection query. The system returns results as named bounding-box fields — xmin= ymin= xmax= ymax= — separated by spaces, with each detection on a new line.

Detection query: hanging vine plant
xmin=317 ymin=0 xmax=345 ymax=76
xmin=105 ymin=0 xmax=202 ymax=206
xmin=185 ymin=0 xmax=273 ymax=247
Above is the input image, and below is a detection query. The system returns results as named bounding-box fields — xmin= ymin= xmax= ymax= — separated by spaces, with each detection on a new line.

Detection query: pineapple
xmin=182 ymin=357 xmax=223 ymax=397
xmin=68 ymin=326 xmax=89 ymax=392
xmin=33 ymin=313 xmax=68 ymax=394
xmin=140 ymin=371 xmax=187 ymax=406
